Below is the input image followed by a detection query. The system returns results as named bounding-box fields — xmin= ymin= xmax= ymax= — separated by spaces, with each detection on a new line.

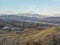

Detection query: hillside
xmin=27 ymin=27 xmax=60 ymax=45
xmin=43 ymin=17 xmax=60 ymax=23
xmin=0 ymin=14 xmax=46 ymax=22
xmin=0 ymin=14 xmax=60 ymax=24
xmin=0 ymin=27 xmax=60 ymax=45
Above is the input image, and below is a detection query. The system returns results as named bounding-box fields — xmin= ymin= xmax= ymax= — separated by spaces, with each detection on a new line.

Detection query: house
xmin=3 ymin=26 xmax=8 ymax=30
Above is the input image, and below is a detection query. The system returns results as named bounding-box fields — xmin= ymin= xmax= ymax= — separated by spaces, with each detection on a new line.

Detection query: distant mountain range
xmin=0 ymin=14 xmax=47 ymax=21
xmin=0 ymin=14 xmax=60 ymax=24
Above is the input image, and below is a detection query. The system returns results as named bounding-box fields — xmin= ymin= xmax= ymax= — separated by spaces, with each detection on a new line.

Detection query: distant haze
xmin=0 ymin=0 xmax=60 ymax=16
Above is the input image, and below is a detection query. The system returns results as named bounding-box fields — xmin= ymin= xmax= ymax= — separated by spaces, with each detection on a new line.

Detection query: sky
xmin=0 ymin=0 xmax=60 ymax=16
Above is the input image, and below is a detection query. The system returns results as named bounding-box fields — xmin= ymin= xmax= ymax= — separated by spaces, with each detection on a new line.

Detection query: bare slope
xmin=27 ymin=27 xmax=60 ymax=45
xmin=0 ymin=27 xmax=60 ymax=45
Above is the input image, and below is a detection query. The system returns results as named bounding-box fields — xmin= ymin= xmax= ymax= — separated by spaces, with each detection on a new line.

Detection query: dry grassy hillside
xmin=0 ymin=27 xmax=60 ymax=45
xmin=27 ymin=27 xmax=60 ymax=45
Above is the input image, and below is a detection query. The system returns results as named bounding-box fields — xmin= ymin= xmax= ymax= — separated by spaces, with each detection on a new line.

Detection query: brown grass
xmin=0 ymin=27 xmax=60 ymax=45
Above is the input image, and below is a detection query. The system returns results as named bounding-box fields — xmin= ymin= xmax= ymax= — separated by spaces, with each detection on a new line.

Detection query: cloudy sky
xmin=0 ymin=0 xmax=60 ymax=16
